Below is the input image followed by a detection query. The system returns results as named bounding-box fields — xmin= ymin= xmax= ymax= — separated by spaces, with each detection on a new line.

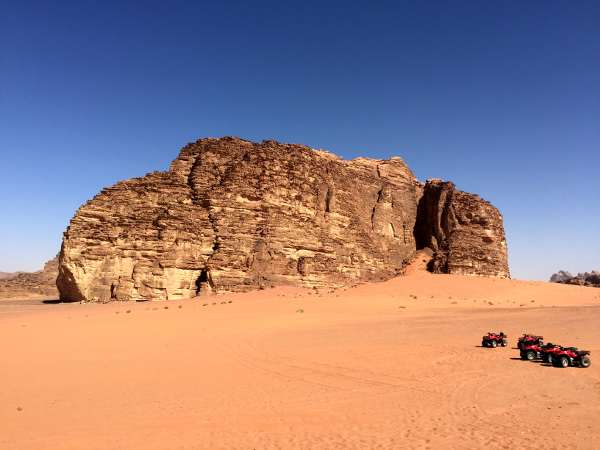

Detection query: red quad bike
xmin=520 ymin=343 xmax=544 ymax=361
xmin=551 ymin=348 xmax=591 ymax=368
xmin=482 ymin=332 xmax=507 ymax=348
xmin=518 ymin=334 xmax=544 ymax=350
xmin=520 ymin=342 xmax=561 ymax=361
xmin=539 ymin=343 xmax=566 ymax=364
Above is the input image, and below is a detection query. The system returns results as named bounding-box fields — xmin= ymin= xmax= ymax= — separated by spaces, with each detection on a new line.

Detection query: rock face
xmin=414 ymin=179 xmax=509 ymax=278
xmin=57 ymin=137 xmax=510 ymax=302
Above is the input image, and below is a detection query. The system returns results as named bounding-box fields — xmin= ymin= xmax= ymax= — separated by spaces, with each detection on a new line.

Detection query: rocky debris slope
xmin=0 ymin=256 xmax=59 ymax=299
xmin=57 ymin=137 xmax=510 ymax=302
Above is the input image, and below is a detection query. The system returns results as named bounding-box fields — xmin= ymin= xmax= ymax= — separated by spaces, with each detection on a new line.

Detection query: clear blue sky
xmin=1 ymin=0 xmax=598 ymax=281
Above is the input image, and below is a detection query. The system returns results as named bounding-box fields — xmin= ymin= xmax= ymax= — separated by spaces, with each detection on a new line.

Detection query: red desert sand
xmin=2 ymin=256 xmax=599 ymax=449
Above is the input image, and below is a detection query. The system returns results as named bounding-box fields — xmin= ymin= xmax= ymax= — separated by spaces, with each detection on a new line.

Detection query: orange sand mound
xmin=2 ymin=263 xmax=599 ymax=449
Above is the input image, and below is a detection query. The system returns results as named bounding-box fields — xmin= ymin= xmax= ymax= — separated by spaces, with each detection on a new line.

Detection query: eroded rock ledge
xmin=57 ymin=137 xmax=509 ymax=302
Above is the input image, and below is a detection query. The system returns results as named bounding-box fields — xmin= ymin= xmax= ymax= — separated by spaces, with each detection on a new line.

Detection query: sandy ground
xmin=2 ymin=258 xmax=599 ymax=449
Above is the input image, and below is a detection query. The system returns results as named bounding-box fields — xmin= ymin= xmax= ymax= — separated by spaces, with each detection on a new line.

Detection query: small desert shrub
xmin=451 ymin=301 xmax=457 ymax=304
xmin=228 ymin=300 xmax=232 ymax=303
xmin=212 ymin=302 xmax=216 ymax=305
xmin=178 ymin=305 xmax=182 ymax=309
xmin=488 ymin=302 xmax=493 ymax=306
xmin=126 ymin=310 xmax=131 ymax=313
xmin=203 ymin=303 xmax=208 ymax=306
xmin=398 ymin=305 xmax=406 ymax=309
xmin=296 ymin=309 xmax=304 ymax=313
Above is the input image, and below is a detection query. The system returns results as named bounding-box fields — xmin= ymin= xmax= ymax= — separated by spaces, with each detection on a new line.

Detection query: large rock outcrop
xmin=57 ymin=137 xmax=509 ymax=302
xmin=414 ymin=179 xmax=510 ymax=278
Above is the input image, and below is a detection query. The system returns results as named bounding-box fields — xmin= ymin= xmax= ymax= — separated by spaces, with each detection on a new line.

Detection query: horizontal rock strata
xmin=57 ymin=137 xmax=509 ymax=302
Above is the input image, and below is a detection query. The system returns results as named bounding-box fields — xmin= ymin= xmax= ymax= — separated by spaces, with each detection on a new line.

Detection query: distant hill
xmin=0 ymin=271 xmax=27 ymax=280
xmin=550 ymin=269 xmax=600 ymax=287
xmin=0 ymin=256 xmax=59 ymax=299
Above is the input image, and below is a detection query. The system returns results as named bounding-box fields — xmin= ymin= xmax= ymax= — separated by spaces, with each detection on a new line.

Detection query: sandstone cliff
xmin=414 ymin=179 xmax=509 ymax=278
xmin=57 ymin=137 xmax=509 ymax=302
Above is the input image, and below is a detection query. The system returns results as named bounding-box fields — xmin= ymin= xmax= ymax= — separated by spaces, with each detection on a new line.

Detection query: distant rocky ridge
xmin=0 ymin=271 xmax=27 ymax=280
xmin=0 ymin=256 xmax=59 ymax=298
xmin=57 ymin=137 xmax=510 ymax=302
xmin=550 ymin=270 xmax=574 ymax=283
xmin=550 ymin=270 xmax=600 ymax=287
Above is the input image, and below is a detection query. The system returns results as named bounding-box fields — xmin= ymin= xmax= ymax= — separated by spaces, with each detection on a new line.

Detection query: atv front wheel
xmin=552 ymin=357 xmax=561 ymax=367
xmin=558 ymin=356 xmax=569 ymax=368
xmin=501 ymin=340 xmax=507 ymax=347
xmin=525 ymin=351 xmax=535 ymax=361
xmin=580 ymin=356 xmax=591 ymax=368
xmin=546 ymin=354 xmax=553 ymax=364
xmin=490 ymin=340 xmax=497 ymax=348
xmin=482 ymin=340 xmax=488 ymax=347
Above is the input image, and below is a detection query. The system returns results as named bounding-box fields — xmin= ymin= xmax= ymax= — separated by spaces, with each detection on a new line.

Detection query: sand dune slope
xmin=1 ymin=268 xmax=599 ymax=449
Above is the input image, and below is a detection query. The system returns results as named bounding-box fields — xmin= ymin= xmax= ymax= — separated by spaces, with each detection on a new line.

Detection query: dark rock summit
xmin=57 ymin=137 xmax=510 ymax=302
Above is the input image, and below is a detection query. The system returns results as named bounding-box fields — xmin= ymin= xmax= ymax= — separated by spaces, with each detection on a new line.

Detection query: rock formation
xmin=0 ymin=255 xmax=59 ymax=299
xmin=578 ymin=270 xmax=600 ymax=281
xmin=414 ymin=179 xmax=509 ymax=278
xmin=550 ymin=270 xmax=573 ymax=283
xmin=551 ymin=270 xmax=600 ymax=287
xmin=57 ymin=137 xmax=510 ymax=302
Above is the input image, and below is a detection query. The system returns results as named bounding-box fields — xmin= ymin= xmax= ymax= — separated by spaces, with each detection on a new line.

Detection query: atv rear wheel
xmin=580 ymin=356 xmax=591 ymax=368
xmin=501 ymin=340 xmax=507 ymax=347
xmin=558 ymin=356 xmax=569 ymax=368
xmin=490 ymin=340 xmax=497 ymax=348
xmin=526 ymin=351 xmax=535 ymax=361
